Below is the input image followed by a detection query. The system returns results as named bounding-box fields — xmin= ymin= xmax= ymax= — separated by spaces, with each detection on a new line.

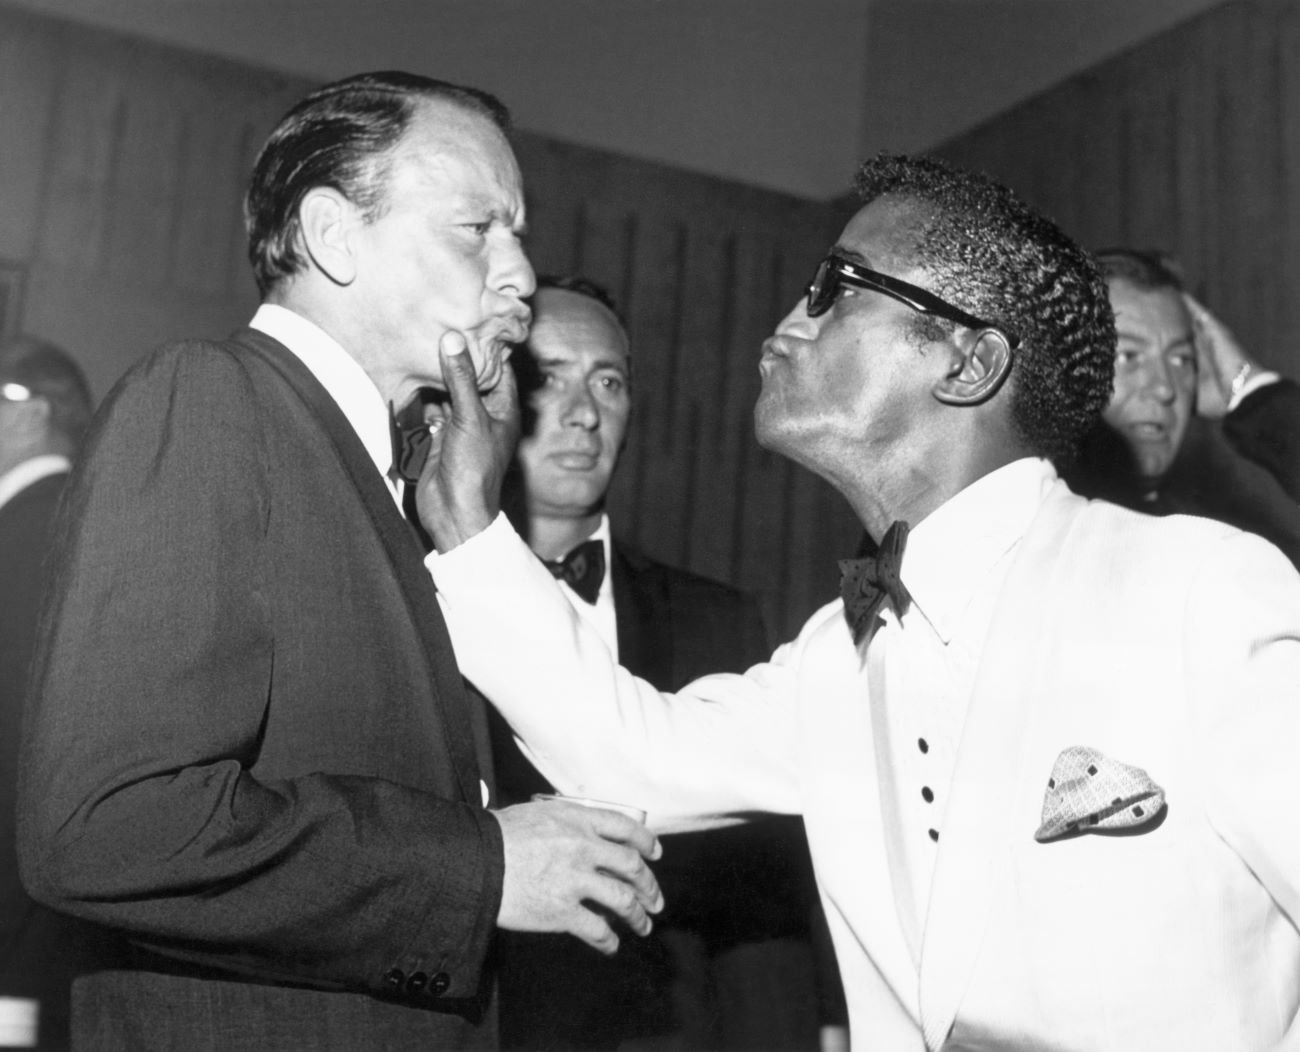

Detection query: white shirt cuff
xmin=424 ymin=512 xmax=517 ymax=576
xmin=1228 ymin=371 xmax=1281 ymax=413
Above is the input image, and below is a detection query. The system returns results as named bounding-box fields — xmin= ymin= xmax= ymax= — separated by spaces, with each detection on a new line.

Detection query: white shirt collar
xmin=0 ymin=454 xmax=71 ymax=513
xmin=249 ymin=304 xmax=394 ymax=487
xmin=901 ymin=457 xmax=1058 ymax=643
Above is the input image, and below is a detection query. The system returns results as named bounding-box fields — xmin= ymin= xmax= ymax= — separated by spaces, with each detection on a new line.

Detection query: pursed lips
xmin=473 ymin=310 xmax=533 ymax=389
xmin=759 ymin=335 xmax=796 ymax=377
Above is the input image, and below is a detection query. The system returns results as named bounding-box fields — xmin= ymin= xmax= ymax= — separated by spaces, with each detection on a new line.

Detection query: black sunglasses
xmin=806 ymin=254 xmax=1020 ymax=348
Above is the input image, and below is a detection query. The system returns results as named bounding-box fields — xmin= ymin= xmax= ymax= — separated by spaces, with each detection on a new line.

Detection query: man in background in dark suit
xmin=16 ymin=72 xmax=661 ymax=1052
xmin=0 ymin=336 xmax=95 ymax=1050
xmin=1068 ymin=247 xmax=1300 ymax=564
xmin=492 ymin=276 xmax=824 ymax=1051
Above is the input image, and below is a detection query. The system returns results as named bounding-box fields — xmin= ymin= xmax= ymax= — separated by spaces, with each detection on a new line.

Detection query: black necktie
xmin=838 ymin=520 xmax=911 ymax=645
xmin=389 ymin=401 xmax=431 ymax=485
xmin=543 ymin=540 xmax=606 ymax=605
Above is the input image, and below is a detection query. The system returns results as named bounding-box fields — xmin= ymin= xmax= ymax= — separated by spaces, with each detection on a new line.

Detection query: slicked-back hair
xmin=0 ymin=335 xmax=95 ymax=445
xmin=853 ymin=154 xmax=1116 ymax=466
xmin=244 ymin=70 xmax=510 ymax=296
xmin=1094 ymin=247 xmax=1186 ymax=294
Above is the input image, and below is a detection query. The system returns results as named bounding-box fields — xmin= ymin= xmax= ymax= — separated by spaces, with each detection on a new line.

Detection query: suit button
xmin=406 ymin=971 xmax=428 ymax=994
xmin=382 ymin=967 xmax=405 ymax=991
xmin=429 ymin=971 xmax=451 ymax=997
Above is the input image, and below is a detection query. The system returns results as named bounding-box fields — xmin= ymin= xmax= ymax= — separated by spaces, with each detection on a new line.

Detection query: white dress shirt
xmin=546 ymin=515 xmax=619 ymax=660
xmin=249 ymin=304 xmax=400 ymax=510
xmin=868 ymin=457 xmax=1056 ymax=960
xmin=0 ymin=454 xmax=71 ymax=514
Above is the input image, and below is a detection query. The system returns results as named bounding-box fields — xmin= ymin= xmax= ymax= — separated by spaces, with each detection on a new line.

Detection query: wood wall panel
xmin=936 ymin=0 xmax=1300 ymax=381
xmin=0 ymin=2 xmax=856 ymax=640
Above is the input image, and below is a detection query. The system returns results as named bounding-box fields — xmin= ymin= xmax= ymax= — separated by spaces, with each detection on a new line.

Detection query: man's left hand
xmin=416 ymin=331 xmax=520 ymax=551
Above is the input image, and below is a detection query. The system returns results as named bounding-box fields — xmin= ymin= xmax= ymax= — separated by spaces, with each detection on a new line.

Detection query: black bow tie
xmin=389 ymin=402 xmax=432 ymax=485
xmin=542 ymin=540 xmax=606 ymax=605
xmin=838 ymin=520 xmax=911 ymax=645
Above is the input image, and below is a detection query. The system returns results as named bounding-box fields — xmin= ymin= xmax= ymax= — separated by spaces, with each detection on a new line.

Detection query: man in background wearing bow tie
xmin=422 ymin=151 xmax=1300 ymax=1051
xmin=16 ymin=71 xmax=661 ymax=1051
xmin=490 ymin=276 xmax=825 ymax=1051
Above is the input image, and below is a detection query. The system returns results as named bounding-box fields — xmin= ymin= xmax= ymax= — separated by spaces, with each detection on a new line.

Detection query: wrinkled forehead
xmin=528 ymin=289 xmax=630 ymax=368
xmin=1107 ymin=277 xmax=1192 ymax=338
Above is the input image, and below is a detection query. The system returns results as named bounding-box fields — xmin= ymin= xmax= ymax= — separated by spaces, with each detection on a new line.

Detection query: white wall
xmin=8 ymin=0 xmax=1227 ymax=199
xmin=861 ymin=0 xmax=1228 ymax=157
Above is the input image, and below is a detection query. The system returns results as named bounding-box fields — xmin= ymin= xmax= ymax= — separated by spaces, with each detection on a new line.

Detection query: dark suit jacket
xmin=1223 ymin=378 xmax=1300 ymax=501
xmin=492 ymin=540 xmax=818 ymax=1050
xmin=17 ymin=331 xmax=503 ymax=1051
xmin=2 ymin=470 xmax=112 ymax=1051
xmin=1068 ymin=379 xmax=1300 ymax=568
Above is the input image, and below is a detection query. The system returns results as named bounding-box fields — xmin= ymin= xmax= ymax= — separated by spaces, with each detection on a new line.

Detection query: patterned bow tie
xmin=542 ymin=540 xmax=606 ymax=605
xmin=389 ymin=401 xmax=432 ymax=485
xmin=838 ymin=520 xmax=911 ymax=645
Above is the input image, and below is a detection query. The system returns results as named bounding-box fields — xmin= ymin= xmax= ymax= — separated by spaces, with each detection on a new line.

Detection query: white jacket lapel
xmin=918 ymin=483 xmax=1080 ymax=1048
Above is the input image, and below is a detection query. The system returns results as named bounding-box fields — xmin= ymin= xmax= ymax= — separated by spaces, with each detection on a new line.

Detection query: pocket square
xmin=1034 ymin=745 xmax=1166 ymax=843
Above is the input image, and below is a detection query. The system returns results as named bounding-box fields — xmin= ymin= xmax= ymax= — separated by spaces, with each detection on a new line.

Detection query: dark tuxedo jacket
xmin=2 ymin=469 xmax=112 ymax=1051
xmin=492 ymin=541 xmax=818 ymax=1050
xmin=17 ymin=331 xmax=502 ymax=1050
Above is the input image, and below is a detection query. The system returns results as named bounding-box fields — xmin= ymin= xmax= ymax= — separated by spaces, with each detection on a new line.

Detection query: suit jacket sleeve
xmin=17 ymin=345 xmax=502 ymax=999
xmin=1223 ymin=378 xmax=1300 ymax=501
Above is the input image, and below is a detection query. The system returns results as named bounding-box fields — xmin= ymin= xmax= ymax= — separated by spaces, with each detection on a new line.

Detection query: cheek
xmin=1103 ymin=371 xmax=1137 ymax=421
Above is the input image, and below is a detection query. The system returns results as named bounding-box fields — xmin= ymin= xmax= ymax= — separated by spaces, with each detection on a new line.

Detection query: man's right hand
xmin=493 ymin=798 xmax=664 ymax=955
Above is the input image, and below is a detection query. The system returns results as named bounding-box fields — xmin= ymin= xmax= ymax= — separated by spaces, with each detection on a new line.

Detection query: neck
xmin=527 ymin=511 xmax=602 ymax=561
xmin=844 ymin=442 xmax=1028 ymax=544
xmin=269 ymin=286 xmax=413 ymax=408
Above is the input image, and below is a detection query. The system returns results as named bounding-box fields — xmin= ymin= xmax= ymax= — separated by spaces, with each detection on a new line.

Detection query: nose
xmin=1139 ymin=358 xmax=1176 ymax=404
xmin=560 ymin=383 xmax=599 ymax=430
xmin=774 ymin=296 xmax=816 ymax=337
xmin=495 ymin=236 xmax=536 ymax=301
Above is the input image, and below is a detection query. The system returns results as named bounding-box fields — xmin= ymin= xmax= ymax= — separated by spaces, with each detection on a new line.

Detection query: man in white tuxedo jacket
xmin=419 ymin=154 xmax=1300 ymax=1051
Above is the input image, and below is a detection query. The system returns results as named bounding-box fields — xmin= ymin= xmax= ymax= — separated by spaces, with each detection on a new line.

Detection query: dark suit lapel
xmin=232 ymin=329 xmax=483 ymax=803
xmin=611 ymin=543 xmax=674 ymax=685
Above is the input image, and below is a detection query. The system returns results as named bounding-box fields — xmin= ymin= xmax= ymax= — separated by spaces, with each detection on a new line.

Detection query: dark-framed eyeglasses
xmin=805 ymin=254 xmax=1020 ymax=348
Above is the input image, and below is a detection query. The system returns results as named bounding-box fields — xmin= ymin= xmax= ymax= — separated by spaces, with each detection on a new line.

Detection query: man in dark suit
xmin=1068 ymin=247 xmax=1300 ymax=565
xmin=16 ymin=72 xmax=661 ymax=1052
xmin=491 ymin=277 xmax=823 ymax=1050
xmin=0 ymin=336 xmax=96 ymax=1050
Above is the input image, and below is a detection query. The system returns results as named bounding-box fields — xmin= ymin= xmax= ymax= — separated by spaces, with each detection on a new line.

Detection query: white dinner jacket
xmin=431 ymin=478 xmax=1300 ymax=1051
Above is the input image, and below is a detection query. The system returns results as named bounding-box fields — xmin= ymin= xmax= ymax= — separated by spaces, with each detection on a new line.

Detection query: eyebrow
xmin=535 ymin=354 xmax=629 ymax=374
xmin=830 ymin=244 xmax=873 ymax=267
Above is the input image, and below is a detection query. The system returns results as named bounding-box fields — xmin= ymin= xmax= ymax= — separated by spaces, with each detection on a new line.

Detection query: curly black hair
xmin=853 ymin=154 xmax=1116 ymax=466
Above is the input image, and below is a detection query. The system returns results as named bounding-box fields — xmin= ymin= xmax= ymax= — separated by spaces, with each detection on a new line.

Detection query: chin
xmin=753 ymin=400 xmax=786 ymax=452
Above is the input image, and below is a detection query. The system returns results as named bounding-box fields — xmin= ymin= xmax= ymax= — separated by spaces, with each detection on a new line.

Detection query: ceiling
xmin=11 ymin=0 xmax=1226 ymax=200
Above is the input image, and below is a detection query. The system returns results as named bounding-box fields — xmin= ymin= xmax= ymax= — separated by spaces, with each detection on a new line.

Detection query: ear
xmin=298 ymin=187 xmax=358 ymax=287
xmin=932 ymin=329 xmax=1014 ymax=406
